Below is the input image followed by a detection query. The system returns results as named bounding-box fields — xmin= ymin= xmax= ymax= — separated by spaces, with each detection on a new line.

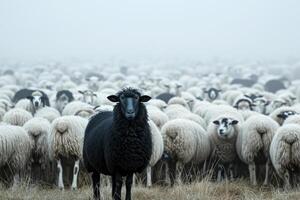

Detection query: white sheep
xmin=62 ymin=101 xmax=93 ymax=116
xmin=49 ymin=116 xmax=88 ymax=190
xmin=162 ymin=118 xmax=211 ymax=185
xmin=23 ymin=117 xmax=51 ymax=183
xmin=207 ymin=113 xmax=243 ymax=182
xmin=269 ymin=106 xmax=300 ymax=126
xmin=147 ymin=105 xmax=169 ymax=129
xmin=236 ymin=114 xmax=279 ymax=186
xmin=270 ymin=124 xmax=300 ymax=189
xmin=145 ymin=120 xmax=164 ymax=187
xmin=3 ymin=108 xmax=33 ymax=126
xmin=35 ymin=107 xmax=61 ymax=123
xmin=0 ymin=125 xmax=32 ymax=186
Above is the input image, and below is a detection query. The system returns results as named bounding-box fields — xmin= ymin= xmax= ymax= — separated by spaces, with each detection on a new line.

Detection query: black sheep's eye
xmin=120 ymin=96 xmax=125 ymax=100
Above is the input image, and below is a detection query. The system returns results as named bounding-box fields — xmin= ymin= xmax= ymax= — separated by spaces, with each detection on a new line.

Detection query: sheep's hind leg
xmin=92 ymin=172 xmax=100 ymax=200
xmin=283 ymin=171 xmax=291 ymax=191
xmin=125 ymin=174 xmax=133 ymax=200
xmin=71 ymin=160 xmax=80 ymax=190
xmin=57 ymin=160 xmax=64 ymax=190
xmin=263 ymin=159 xmax=270 ymax=186
xmin=249 ymin=163 xmax=257 ymax=186
xmin=146 ymin=166 xmax=152 ymax=187
xmin=113 ymin=173 xmax=123 ymax=200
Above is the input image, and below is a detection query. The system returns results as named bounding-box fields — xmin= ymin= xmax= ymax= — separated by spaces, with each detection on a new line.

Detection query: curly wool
xmin=148 ymin=120 xmax=164 ymax=166
xmin=270 ymin=124 xmax=300 ymax=179
xmin=49 ymin=116 xmax=88 ymax=160
xmin=147 ymin=105 xmax=169 ymax=129
xmin=162 ymin=118 xmax=211 ymax=164
xmin=3 ymin=108 xmax=33 ymax=126
xmin=23 ymin=117 xmax=51 ymax=163
xmin=0 ymin=125 xmax=32 ymax=171
xmin=283 ymin=114 xmax=300 ymax=126
xmin=236 ymin=114 xmax=279 ymax=164
xmin=269 ymin=106 xmax=300 ymax=126
xmin=62 ymin=101 xmax=93 ymax=116
xmin=207 ymin=114 xmax=243 ymax=163
xmin=35 ymin=107 xmax=61 ymax=123
xmin=14 ymin=99 xmax=35 ymax=114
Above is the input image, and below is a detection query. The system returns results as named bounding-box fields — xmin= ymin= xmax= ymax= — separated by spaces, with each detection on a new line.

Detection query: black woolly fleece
xmin=83 ymin=89 xmax=152 ymax=177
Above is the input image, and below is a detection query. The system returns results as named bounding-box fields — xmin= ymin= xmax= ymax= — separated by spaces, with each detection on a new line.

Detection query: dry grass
xmin=1 ymin=179 xmax=300 ymax=200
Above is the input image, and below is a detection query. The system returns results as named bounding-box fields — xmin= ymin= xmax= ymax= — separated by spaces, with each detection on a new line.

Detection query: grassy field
xmin=1 ymin=179 xmax=300 ymax=200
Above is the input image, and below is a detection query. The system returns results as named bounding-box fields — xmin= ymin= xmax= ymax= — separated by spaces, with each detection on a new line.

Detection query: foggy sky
xmin=1 ymin=0 xmax=300 ymax=61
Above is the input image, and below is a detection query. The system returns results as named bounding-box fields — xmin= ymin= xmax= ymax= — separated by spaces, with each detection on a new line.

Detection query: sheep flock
xmin=1 ymin=61 xmax=300 ymax=199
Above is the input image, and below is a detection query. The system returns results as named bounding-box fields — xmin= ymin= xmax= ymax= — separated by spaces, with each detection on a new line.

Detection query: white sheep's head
xmin=213 ymin=118 xmax=239 ymax=139
xmin=78 ymin=90 xmax=97 ymax=105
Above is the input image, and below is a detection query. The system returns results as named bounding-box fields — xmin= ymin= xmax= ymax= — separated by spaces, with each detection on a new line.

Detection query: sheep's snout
xmin=283 ymin=134 xmax=298 ymax=145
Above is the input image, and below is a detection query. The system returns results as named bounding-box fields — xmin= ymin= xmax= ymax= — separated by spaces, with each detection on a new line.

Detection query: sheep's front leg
xmin=57 ymin=159 xmax=64 ymax=190
xmin=71 ymin=160 xmax=80 ymax=190
xmin=249 ymin=163 xmax=257 ymax=186
xmin=146 ymin=166 xmax=152 ymax=187
xmin=263 ymin=159 xmax=270 ymax=186
xmin=217 ymin=164 xmax=223 ymax=182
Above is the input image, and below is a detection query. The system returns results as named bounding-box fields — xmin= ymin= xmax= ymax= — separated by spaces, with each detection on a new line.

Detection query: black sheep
xmin=83 ymin=88 xmax=152 ymax=200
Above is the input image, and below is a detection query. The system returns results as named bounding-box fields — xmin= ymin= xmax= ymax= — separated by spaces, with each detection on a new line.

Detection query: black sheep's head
xmin=107 ymin=88 xmax=151 ymax=120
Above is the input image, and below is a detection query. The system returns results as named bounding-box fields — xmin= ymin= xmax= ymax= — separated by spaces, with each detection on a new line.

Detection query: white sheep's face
xmin=213 ymin=118 xmax=238 ymax=139
xmin=79 ymin=90 xmax=97 ymax=105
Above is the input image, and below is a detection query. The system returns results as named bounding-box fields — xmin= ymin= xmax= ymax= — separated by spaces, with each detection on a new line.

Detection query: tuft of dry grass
xmin=1 ymin=179 xmax=300 ymax=200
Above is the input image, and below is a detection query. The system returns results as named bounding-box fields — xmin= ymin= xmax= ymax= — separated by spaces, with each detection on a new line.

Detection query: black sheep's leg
xmin=113 ymin=173 xmax=123 ymax=200
xmin=125 ymin=174 xmax=133 ymax=200
xmin=168 ymin=159 xmax=176 ymax=186
xmin=112 ymin=175 xmax=116 ymax=198
xmin=92 ymin=172 xmax=100 ymax=200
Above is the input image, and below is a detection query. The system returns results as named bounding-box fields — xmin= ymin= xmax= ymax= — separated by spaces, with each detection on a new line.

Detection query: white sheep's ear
xmin=140 ymin=95 xmax=151 ymax=102
xmin=231 ymin=120 xmax=239 ymax=125
xmin=107 ymin=95 xmax=119 ymax=102
xmin=213 ymin=120 xmax=220 ymax=125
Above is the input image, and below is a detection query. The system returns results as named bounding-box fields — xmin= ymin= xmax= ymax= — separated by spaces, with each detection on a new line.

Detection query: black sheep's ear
xmin=107 ymin=95 xmax=119 ymax=102
xmin=213 ymin=120 xmax=220 ymax=125
xmin=231 ymin=120 xmax=239 ymax=125
xmin=277 ymin=113 xmax=284 ymax=119
xmin=140 ymin=95 xmax=151 ymax=102
xmin=26 ymin=96 xmax=33 ymax=101
xmin=78 ymin=90 xmax=84 ymax=94
xmin=93 ymin=93 xmax=97 ymax=97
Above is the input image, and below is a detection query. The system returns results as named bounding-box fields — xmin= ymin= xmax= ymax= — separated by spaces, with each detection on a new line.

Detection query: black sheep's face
xmin=277 ymin=111 xmax=297 ymax=120
xmin=107 ymin=92 xmax=151 ymax=120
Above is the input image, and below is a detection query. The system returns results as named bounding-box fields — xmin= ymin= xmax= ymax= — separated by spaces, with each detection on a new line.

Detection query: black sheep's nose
xmin=219 ymin=130 xmax=224 ymax=135
xmin=127 ymin=109 xmax=134 ymax=114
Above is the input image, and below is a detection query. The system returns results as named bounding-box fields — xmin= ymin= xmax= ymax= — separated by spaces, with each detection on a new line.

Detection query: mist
xmin=1 ymin=0 xmax=300 ymax=62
